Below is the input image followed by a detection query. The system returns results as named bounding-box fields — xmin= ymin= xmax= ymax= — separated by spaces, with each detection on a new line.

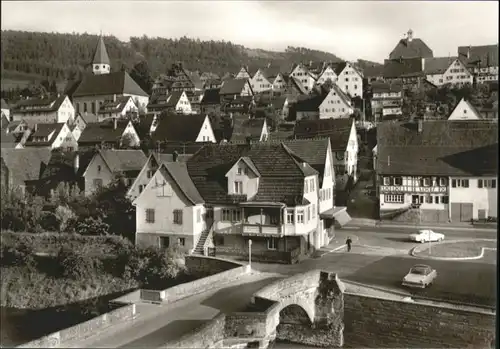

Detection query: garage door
xmin=451 ymin=203 xmax=473 ymax=222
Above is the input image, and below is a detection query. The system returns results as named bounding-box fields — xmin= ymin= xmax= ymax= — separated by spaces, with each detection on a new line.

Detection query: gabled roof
xmin=201 ymin=88 xmax=221 ymax=105
xmin=371 ymin=81 xmax=404 ymax=94
xmin=1 ymin=148 xmax=52 ymax=185
xmin=0 ymin=129 xmax=24 ymax=148
xmin=423 ymin=57 xmax=457 ymax=75
xmin=1 ymin=99 xmax=10 ymax=110
xmin=389 ymin=35 xmax=433 ymax=59
xmin=78 ymin=119 xmax=132 ymax=144
xmin=220 ymin=78 xmax=251 ymax=95
xmin=330 ymin=84 xmax=352 ymax=106
xmin=152 ymin=113 xmax=207 ymax=143
xmin=152 ymin=152 xmax=192 ymax=163
xmin=98 ymin=149 xmax=147 ymax=175
xmin=383 ymin=58 xmax=424 ymax=79
xmin=93 ymin=36 xmax=111 ymax=65
xmin=1 ymin=113 xmax=9 ymax=130
xmin=458 ymin=45 xmax=499 ymax=68
xmin=149 ymin=91 xmax=185 ymax=109
xmin=332 ymin=62 xmax=363 ymax=77
xmin=73 ymin=71 xmax=148 ymax=97
xmin=12 ymin=95 xmax=67 ymax=113
xmin=159 ymin=162 xmax=204 ymax=204
xmin=25 ymin=123 xmax=66 ymax=146
xmin=229 ymin=116 xmax=266 ymax=142
xmin=271 ymin=96 xmax=287 ymax=110
xmin=449 ymin=98 xmax=484 ymax=119
xmin=294 ymin=118 xmax=354 ymax=151
xmin=289 ymin=77 xmax=308 ymax=95
xmin=260 ymin=66 xmax=282 ymax=81
xmin=187 ymin=142 xmax=317 ymax=205
xmin=295 ymin=93 xmax=326 ymax=112
xmin=77 ymin=112 xmax=99 ymax=124
xmin=361 ymin=64 xmax=384 ymax=78
xmin=377 ymin=120 xmax=498 ymax=176
xmin=98 ymin=96 xmax=135 ymax=114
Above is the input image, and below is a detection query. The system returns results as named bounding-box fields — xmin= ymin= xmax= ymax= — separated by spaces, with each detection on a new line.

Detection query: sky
xmin=1 ymin=1 xmax=498 ymax=63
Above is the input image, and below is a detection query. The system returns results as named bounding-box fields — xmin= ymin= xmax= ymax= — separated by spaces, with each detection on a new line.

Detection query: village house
xmin=294 ymin=118 xmax=359 ymax=186
xmin=77 ymin=118 xmax=140 ymax=150
xmin=249 ymin=68 xmax=274 ymax=94
xmin=24 ymin=122 xmax=78 ymax=151
xmin=295 ymin=84 xmax=353 ymax=120
xmin=152 ymin=113 xmax=216 ymax=144
xmin=81 ymin=149 xmax=147 ymax=196
xmin=447 ymin=98 xmax=484 ymax=120
xmin=221 ymin=95 xmax=255 ymax=117
xmin=97 ymin=95 xmax=138 ymax=121
xmin=370 ymin=82 xmax=404 ymax=122
xmin=376 ymin=120 xmax=497 ymax=223
xmin=458 ymin=44 xmax=499 ymax=83
xmin=424 ymin=57 xmax=473 ymax=87
xmin=332 ymin=62 xmax=364 ymax=99
xmin=234 ymin=66 xmax=253 ymax=80
xmin=271 ymin=96 xmax=290 ymax=120
xmin=289 ymin=63 xmax=317 ymax=91
xmin=316 ymin=65 xmax=337 ymax=85
xmin=71 ymin=112 xmax=99 ymax=141
xmin=1 ymin=120 xmax=30 ymax=149
xmin=1 ymin=99 xmax=11 ymax=121
xmin=226 ymin=115 xmax=269 ymax=143
xmin=11 ymin=95 xmax=75 ymax=124
xmin=271 ymin=73 xmax=288 ymax=95
xmin=200 ymin=88 xmax=221 ymax=115
xmin=0 ymin=148 xmax=52 ymax=194
xmin=67 ymin=36 xmax=149 ymax=115
xmin=148 ymin=91 xmax=193 ymax=114
xmin=219 ymin=78 xmax=254 ymax=104
xmin=127 ymin=152 xmax=192 ymax=201
xmin=361 ymin=64 xmax=385 ymax=83
xmin=133 ymin=160 xmax=206 ymax=253
xmin=151 ymin=63 xmax=203 ymax=97
xmin=388 ymin=29 xmax=434 ymax=60
xmin=186 ymin=90 xmax=205 ymax=114
xmin=383 ymin=57 xmax=425 ymax=88
xmin=282 ymin=76 xmax=308 ymax=104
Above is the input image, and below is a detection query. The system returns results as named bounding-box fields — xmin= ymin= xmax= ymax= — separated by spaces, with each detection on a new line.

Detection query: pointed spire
xmin=93 ymin=35 xmax=110 ymax=65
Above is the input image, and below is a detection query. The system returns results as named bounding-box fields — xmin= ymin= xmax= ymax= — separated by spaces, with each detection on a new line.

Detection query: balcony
xmin=242 ymin=224 xmax=283 ymax=237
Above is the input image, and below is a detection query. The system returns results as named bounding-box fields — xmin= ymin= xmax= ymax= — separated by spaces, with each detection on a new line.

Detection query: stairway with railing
xmin=192 ymin=222 xmax=215 ymax=256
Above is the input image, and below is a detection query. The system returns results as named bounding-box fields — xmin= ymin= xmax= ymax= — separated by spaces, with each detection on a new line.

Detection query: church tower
xmin=92 ymin=35 xmax=111 ymax=75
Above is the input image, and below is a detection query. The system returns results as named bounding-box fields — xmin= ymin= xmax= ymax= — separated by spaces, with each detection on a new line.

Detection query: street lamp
xmin=248 ymin=239 xmax=252 ymax=268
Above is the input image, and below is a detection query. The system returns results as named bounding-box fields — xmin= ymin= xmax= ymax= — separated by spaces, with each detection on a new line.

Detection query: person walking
xmin=346 ymin=237 xmax=352 ymax=252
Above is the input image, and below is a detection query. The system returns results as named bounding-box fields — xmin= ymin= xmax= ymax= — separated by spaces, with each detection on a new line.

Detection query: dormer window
xmin=237 ymin=167 xmax=247 ymax=175
xmin=234 ymin=181 xmax=243 ymax=194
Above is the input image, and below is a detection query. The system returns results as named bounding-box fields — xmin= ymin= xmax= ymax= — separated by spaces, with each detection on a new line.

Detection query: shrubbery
xmin=1 ymin=241 xmax=36 ymax=269
xmin=56 ymin=247 xmax=103 ymax=280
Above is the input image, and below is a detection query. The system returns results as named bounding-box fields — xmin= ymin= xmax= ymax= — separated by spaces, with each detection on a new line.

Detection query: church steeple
xmin=92 ymin=33 xmax=111 ymax=75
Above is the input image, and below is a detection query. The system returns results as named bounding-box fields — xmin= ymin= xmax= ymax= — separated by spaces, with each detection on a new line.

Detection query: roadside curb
xmin=316 ymin=234 xmax=360 ymax=257
xmin=343 ymin=279 xmax=411 ymax=297
xmin=373 ymin=223 xmax=497 ymax=232
xmin=410 ymin=239 xmax=497 ymax=261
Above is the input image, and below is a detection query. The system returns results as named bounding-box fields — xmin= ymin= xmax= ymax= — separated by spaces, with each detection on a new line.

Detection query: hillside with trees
xmin=1 ymin=30 xmax=350 ymax=85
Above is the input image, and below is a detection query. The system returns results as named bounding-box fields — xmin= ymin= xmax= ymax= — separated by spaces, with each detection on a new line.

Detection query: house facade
xmin=371 ymin=82 xmax=404 ymax=122
xmin=24 ymin=123 xmax=78 ymax=151
xmin=290 ymin=64 xmax=316 ymax=91
xmin=316 ymin=66 xmax=337 ymax=85
xmin=448 ymin=98 xmax=483 ymax=120
xmin=152 ymin=113 xmax=216 ymax=144
xmin=318 ymin=84 xmax=353 ymax=119
xmin=11 ymin=95 xmax=75 ymax=124
xmin=424 ymin=57 xmax=473 ymax=87
xmin=271 ymin=73 xmax=287 ymax=94
xmin=97 ymin=96 xmax=138 ymax=121
xmin=250 ymin=69 xmax=273 ymax=94
xmin=77 ymin=119 xmax=141 ymax=150
xmin=235 ymin=67 xmax=252 ymax=80
xmin=148 ymin=91 xmax=193 ymax=114
xmin=334 ymin=62 xmax=364 ymax=98
xmin=458 ymin=44 xmax=499 ymax=83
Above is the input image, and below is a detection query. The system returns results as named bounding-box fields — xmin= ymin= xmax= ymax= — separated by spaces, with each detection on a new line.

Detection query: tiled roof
xmin=73 ymin=71 xmax=148 ymax=97
xmin=24 ymin=123 xmax=65 ymax=146
xmin=1 ymin=148 xmax=52 ymax=185
xmin=271 ymin=96 xmax=287 ymax=110
xmin=371 ymin=81 xmax=404 ymax=94
xmin=220 ymin=78 xmax=250 ymax=95
xmin=12 ymin=95 xmax=66 ymax=113
xmin=98 ymin=96 xmax=134 ymax=114
xmin=201 ymin=88 xmax=221 ymax=105
xmin=229 ymin=116 xmax=265 ymax=142
xmin=99 ymin=149 xmax=147 ymax=174
xmin=294 ymin=118 xmax=353 ymax=151
xmin=0 ymin=130 xmax=23 ymax=148
xmin=458 ymin=45 xmax=499 ymax=68
xmin=361 ymin=64 xmax=384 ymax=78
xmin=377 ymin=120 xmax=498 ymax=176
xmin=423 ymin=57 xmax=456 ymax=75
xmin=1 ymin=99 xmax=10 ymax=110
xmin=187 ymin=142 xmax=317 ymax=205
xmin=153 ymin=152 xmax=192 ymax=163
xmin=289 ymin=77 xmax=308 ymax=95
xmin=78 ymin=112 xmax=99 ymax=124
xmin=1 ymin=113 xmax=9 ymax=130
xmin=93 ymin=36 xmax=111 ymax=65
xmin=149 ymin=91 xmax=184 ymax=109
xmin=383 ymin=58 xmax=424 ymax=79
xmin=152 ymin=113 xmax=206 ymax=143
xmin=157 ymin=141 xmax=207 ymax=155
xmin=330 ymin=84 xmax=352 ymax=106
xmin=449 ymin=98 xmax=484 ymax=119
xmin=389 ymin=37 xmax=434 ymax=60
xmin=332 ymin=62 xmax=363 ymax=77
xmin=260 ymin=66 xmax=282 ymax=81
xmin=78 ymin=119 xmax=131 ymax=144
xmin=295 ymin=93 xmax=326 ymax=112
xmin=160 ymin=162 xmax=204 ymax=204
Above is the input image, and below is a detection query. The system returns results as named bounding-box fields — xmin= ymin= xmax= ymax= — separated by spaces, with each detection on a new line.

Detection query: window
xmin=159 ymin=236 xmax=169 ymax=248
xmin=297 ymin=210 xmax=304 ymax=224
xmin=93 ymin=178 xmax=103 ymax=189
xmin=425 ymin=195 xmax=432 ymax=204
xmin=312 ymin=204 xmax=316 ymax=218
xmin=423 ymin=177 xmax=431 ymax=186
xmin=267 ymin=237 xmax=278 ymax=250
xmin=173 ymin=209 xmax=183 ymax=225
xmin=237 ymin=167 xmax=244 ymax=175
xmin=452 ymin=179 xmax=457 ymax=188
xmin=157 ymin=180 xmax=172 ymax=197
xmin=146 ymin=209 xmax=155 ymax=223
xmin=304 ymin=180 xmax=309 ymax=193
xmin=478 ymin=179 xmax=483 ymax=188
xmin=222 ymin=209 xmax=232 ymax=221
xmin=232 ymin=209 xmax=241 ymax=222
xmin=197 ymin=209 xmax=202 ymax=223
xmin=97 ymin=165 xmax=102 ymax=173
xmin=483 ymin=179 xmax=497 ymax=188
xmin=234 ymin=181 xmax=243 ymax=194
xmin=139 ymin=185 xmax=144 ymax=193
xmin=307 ymin=207 xmax=311 ymax=222
xmin=439 ymin=177 xmax=447 ymax=186
xmin=310 ymin=178 xmax=315 ymax=191
xmin=394 ymin=177 xmax=403 ymax=185
xmin=383 ymin=177 xmax=390 ymax=185
xmin=441 ymin=196 xmax=449 ymax=204
xmin=178 ymin=238 xmax=186 ymax=246
xmin=434 ymin=196 xmax=439 ymax=204
xmin=286 ymin=209 xmax=294 ymax=224
xmin=384 ymin=194 xmax=404 ymax=203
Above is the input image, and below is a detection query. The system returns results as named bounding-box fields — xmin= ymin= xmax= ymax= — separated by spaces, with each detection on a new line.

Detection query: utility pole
xmin=248 ymin=239 xmax=252 ymax=269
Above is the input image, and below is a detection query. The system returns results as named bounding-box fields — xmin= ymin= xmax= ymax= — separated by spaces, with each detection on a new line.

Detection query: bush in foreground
xmin=56 ymin=247 xmax=103 ymax=280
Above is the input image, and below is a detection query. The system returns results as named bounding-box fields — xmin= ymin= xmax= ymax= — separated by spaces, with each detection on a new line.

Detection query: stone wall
xmin=185 ymin=255 xmax=244 ymax=277
xmin=343 ymin=293 xmax=496 ymax=348
xmin=16 ymin=304 xmax=136 ymax=348
xmin=382 ymin=208 xmax=449 ymax=223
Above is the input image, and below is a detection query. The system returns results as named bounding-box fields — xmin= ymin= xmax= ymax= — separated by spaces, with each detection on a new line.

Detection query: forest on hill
xmin=1 ymin=30 xmax=381 ymax=85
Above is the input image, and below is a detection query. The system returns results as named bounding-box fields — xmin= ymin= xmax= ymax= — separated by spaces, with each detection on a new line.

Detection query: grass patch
xmin=414 ymin=240 xmax=497 ymax=258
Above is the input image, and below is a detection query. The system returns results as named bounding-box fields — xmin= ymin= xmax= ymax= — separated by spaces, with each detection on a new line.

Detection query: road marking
xmin=342 ymin=226 xmax=360 ymax=230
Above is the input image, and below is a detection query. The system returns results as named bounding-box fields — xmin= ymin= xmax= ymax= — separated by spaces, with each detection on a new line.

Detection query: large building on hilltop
xmin=389 ymin=29 xmax=434 ymax=60
xmin=66 ymin=36 xmax=149 ymax=116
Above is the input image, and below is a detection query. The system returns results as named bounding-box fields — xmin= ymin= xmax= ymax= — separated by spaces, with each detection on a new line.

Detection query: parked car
xmin=402 ymin=264 xmax=437 ymax=289
xmin=409 ymin=229 xmax=445 ymax=243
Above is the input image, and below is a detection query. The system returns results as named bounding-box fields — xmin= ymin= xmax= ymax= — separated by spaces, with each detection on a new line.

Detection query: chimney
xmin=407 ymin=29 xmax=413 ymax=42
xmin=74 ymin=153 xmax=80 ymax=174
xmin=34 ymin=124 xmax=38 ymax=132
xmin=113 ymin=117 xmax=117 ymax=130
xmin=113 ymin=94 xmax=117 ymax=102
xmin=309 ymin=60 xmax=313 ymax=67
xmin=172 ymin=150 xmax=179 ymax=162
xmin=418 ymin=119 xmax=423 ymax=133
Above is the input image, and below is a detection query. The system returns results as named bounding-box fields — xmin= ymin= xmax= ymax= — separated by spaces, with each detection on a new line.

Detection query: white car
xmin=402 ymin=264 xmax=437 ymax=289
xmin=409 ymin=229 xmax=445 ymax=243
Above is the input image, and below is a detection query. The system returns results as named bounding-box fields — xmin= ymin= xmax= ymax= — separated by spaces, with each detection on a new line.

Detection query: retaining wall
xmin=141 ymin=256 xmax=248 ymax=303
xmin=343 ymin=292 xmax=496 ymax=348
xmin=15 ymin=304 xmax=136 ymax=348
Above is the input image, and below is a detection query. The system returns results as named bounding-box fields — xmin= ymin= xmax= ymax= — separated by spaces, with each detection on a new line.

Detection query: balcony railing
xmin=242 ymin=224 xmax=283 ymax=237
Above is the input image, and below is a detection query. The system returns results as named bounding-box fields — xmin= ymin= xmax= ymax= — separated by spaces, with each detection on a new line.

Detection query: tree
xmin=50 ymin=80 xmax=58 ymax=93
xmin=130 ymin=61 xmax=154 ymax=95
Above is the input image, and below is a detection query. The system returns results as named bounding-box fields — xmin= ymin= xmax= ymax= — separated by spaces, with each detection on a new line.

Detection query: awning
xmin=320 ymin=206 xmax=352 ymax=227
xmin=320 ymin=206 xmax=346 ymax=219
xmin=239 ymin=201 xmax=286 ymax=208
